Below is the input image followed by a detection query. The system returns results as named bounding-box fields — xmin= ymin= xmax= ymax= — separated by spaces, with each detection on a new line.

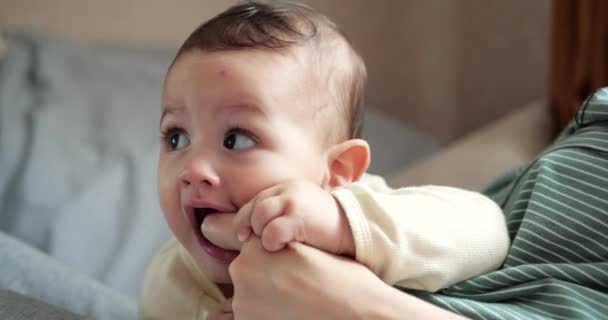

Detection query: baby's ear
xmin=326 ymin=139 xmax=370 ymax=188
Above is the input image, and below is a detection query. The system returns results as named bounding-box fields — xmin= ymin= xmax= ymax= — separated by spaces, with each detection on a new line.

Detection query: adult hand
xmin=229 ymin=238 xmax=361 ymax=320
xmin=228 ymin=238 xmax=426 ymax=320
xmin=203 ymin=211 xmax=467 ymax=319
xmin=229 ymin=238 xmax=467 ymax=320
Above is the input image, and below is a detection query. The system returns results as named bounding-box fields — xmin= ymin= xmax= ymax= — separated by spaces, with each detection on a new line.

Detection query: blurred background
xmin=0 ymin=0 xmax=606 ymax=316
xmin=1 ymin=0 xmax=550 ymax=142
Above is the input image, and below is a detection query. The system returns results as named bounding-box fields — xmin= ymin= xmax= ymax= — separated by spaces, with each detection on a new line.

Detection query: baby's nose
xmin=179 ymin=161 xmax=221 ymax=188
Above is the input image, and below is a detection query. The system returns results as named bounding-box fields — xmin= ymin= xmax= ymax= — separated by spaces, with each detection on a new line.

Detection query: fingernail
xmin=237 ymin=228 xmax=250 ymax=242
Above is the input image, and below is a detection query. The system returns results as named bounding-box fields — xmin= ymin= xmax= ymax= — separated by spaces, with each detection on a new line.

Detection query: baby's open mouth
xmin=191 ymin=207 xmax=239 ymax=262
xmin=194 ymin=207 xmax=219 ymax=229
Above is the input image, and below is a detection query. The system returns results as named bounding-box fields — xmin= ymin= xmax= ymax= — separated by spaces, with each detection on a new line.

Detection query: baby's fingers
xmin=234 ymin=184 xmax=283 ymax=242
xmin=234 ymin=201 xmax=254 ymax=242
xmin=261 ymin=216 xmax=301 ymax=252
xmin=250 ymin=196 xmax=284 ymax=236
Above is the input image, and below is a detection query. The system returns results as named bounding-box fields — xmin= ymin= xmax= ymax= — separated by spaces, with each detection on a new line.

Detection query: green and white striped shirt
xmin=407 ymin=88 xmax=608 ymax=320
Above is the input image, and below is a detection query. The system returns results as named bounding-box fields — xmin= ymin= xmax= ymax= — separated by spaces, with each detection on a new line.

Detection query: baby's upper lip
xmin=185 ymin=201 xmax=235 ymax=213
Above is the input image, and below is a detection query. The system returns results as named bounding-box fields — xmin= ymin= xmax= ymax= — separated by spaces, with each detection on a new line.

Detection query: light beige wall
xmin=0 ymin=0 xmax=236 ymax=47
xmin=392 ymin=0 xmax=550 ymax=140
xmin=0 ymin=0 xmax=550 ymax=142
xmin=310 ymin=0 xmax=550 ymax=141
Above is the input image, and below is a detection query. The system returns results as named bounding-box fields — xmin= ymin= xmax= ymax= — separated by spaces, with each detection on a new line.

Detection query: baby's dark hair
xmin=170 ymin=0 xmax=367 ymax=140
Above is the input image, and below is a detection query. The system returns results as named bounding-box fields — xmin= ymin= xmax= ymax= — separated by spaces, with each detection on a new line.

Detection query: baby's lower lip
xmin=202 ymin=239 xmax=239 ymax=262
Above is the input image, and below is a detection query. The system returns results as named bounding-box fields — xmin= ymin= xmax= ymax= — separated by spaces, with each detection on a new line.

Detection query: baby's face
xmin=159 ymin=49 xmax=329 ymax=283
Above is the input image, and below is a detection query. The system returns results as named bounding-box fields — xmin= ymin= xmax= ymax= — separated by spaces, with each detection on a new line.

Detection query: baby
xmin=140 ymin=1 xmax=509 ymax=319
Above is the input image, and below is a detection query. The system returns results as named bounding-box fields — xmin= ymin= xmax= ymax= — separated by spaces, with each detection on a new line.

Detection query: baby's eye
xmin=223 ymin=130 xmax=255 ymax=150
xmin=165 ymin=130 xmax=190 ymax=151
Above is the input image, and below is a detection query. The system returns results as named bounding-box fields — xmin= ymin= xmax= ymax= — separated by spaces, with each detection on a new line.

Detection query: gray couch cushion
xmin=0 ymin=289 xmax=91 ymax=320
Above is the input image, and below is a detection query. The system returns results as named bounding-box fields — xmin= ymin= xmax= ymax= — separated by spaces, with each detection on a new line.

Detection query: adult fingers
xmin=202 ymin=213 xmax=242 ymax=250
xmin=230 ymin=238 xmax=266 ymax=285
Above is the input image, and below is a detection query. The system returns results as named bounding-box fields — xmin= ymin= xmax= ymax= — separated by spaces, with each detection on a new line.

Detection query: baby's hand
xmin=233 ymin=180 xmax=355 ymax=256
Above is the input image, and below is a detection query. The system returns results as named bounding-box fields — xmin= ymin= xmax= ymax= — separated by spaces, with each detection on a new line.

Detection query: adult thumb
xmin=201 ymin=213 xmax=242 ymax=251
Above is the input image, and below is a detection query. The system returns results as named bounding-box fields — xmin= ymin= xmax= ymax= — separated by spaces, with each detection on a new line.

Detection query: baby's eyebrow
xmin=160 ymin=104 xmax=184 ymax=124
xmin=221 ymin=103 xmax=267 ymax=118
xmin=229 ymin=103 xmax=259 ymax=112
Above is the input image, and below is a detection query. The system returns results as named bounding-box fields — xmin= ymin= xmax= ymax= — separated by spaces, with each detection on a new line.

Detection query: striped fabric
xmin=407 ymin=88 xmax=608 ymax=320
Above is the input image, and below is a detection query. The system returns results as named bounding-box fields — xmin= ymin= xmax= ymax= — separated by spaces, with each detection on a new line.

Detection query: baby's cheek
xmin=158 ymin=188 xmax=187 ymax=241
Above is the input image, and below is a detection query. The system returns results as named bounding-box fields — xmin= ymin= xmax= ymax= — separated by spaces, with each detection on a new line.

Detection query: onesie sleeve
xmin=331 ymin=174 xmax=509 ymax=292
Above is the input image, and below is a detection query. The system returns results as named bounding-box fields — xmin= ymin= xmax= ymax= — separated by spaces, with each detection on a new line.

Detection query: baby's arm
xmin=331 ymin=174 xmax=509 ymax=291
xmin=233 ymin=175 xmax=509 ymax=292
xmin=233 ymin=180 xmax=355 ymax=256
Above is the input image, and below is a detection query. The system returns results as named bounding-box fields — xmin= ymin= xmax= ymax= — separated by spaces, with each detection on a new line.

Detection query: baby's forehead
xmin=238 ymin=47 xmax=348 ymax=142
xmin=165 ymin=49 xmax=329 ymax=110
